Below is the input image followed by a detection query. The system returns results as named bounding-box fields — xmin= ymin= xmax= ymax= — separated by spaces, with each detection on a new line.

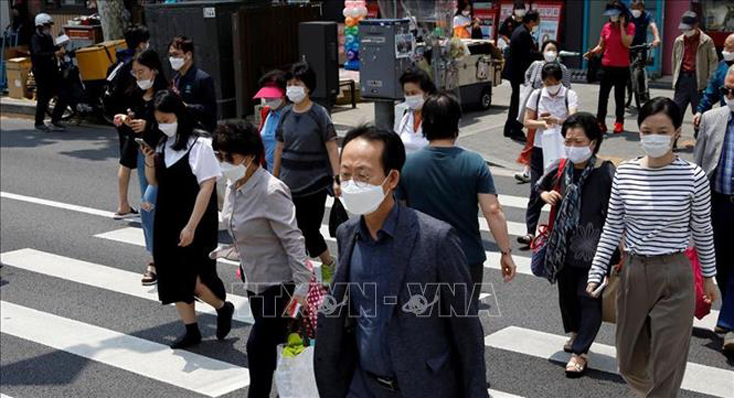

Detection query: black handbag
xmin=328 ymin=198 xmax=349 ymax=238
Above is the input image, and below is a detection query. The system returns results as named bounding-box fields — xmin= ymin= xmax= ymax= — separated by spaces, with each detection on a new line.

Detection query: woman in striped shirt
xmin=586 ymin=97 xmax=718 ymax=397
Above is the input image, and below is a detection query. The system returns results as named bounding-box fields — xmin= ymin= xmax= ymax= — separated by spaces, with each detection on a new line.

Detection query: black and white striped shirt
xmin=589 ymin=158 xmax=716 ymax=284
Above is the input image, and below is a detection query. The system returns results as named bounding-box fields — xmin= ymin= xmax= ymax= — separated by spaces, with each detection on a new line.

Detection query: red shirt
xmin=601 ymin=22 xmax=636 ymax=68
xmin=682 ymin=31 xmax=700 ymax=72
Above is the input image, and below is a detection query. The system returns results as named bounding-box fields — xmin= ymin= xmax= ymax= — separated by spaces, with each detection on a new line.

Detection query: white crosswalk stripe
xmin=0 ymin=248 xmax=254 ymax=323
xmin=2 ymin=189 xmax=729 ymax=397
xmin=485 ymin=326 xmax=734 ymax=398
xmin=0 ymin=301 xmax=250 ymax=397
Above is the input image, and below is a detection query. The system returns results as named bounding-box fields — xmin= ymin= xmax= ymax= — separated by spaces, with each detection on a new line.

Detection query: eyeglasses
xmin=719 ymin=86 xmax=734 ymax=98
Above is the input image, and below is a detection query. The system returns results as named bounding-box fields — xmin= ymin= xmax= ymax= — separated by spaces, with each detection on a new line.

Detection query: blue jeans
xmin=137 ymin=154 xmax=156 ymax=254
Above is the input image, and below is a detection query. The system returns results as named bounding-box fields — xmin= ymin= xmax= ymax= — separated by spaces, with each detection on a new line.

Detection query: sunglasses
xmin=719 ymin=86 xmax=734 ymax=97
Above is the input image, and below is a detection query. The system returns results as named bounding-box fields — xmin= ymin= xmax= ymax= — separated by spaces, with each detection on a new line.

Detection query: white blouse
xmin=398 ymin=110 xmax=428 ymax=155
xmin=157 ymin=136 xmax=222 ymax=184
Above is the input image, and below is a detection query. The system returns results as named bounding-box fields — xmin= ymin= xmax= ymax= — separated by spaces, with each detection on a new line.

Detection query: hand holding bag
xmin=602 ymin=260 xmax=622 ymax=324
xmin=686 ymin=247 xmax=712 ymax=320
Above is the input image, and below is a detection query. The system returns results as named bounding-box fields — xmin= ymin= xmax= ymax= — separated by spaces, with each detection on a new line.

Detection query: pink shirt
xmin=601 ymin=22 xmax=635 ymax=67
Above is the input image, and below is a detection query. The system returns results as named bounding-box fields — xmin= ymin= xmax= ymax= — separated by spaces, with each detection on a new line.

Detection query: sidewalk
xmin=3 ymin=79 xmax=695 ymax=170
xmin=331 ymin=79 xmax=696 ymax=169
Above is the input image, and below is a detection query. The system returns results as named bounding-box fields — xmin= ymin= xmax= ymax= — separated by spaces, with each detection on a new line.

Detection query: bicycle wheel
xmin=625 ymin=75 xmax=634 ymax=108
xmin=639 ymin=68 xmax=650 ymax=104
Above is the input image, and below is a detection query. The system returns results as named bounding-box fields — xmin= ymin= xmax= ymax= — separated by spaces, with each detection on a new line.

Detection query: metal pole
xmin=374 ymin=100 xmax=395 ymax=132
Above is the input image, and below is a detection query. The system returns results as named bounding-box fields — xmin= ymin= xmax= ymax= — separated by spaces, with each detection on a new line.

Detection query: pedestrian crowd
xmin=25 ymin=1 xmax=734 ymax=397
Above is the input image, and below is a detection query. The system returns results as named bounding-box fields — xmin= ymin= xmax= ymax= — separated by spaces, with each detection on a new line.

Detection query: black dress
xmin=153 ymin=138 xmax=225 ymax=305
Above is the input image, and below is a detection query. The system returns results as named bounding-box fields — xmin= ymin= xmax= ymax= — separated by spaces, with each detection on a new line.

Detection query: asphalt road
xmin=1 ymin=117 xmax=731 ymax=398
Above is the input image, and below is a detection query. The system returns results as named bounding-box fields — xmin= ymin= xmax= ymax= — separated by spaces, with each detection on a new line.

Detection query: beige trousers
xmin=616 ymin=253 xmax=694 ymax=398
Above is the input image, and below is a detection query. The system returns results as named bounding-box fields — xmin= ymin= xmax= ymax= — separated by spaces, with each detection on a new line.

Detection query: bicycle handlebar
xmin=628 ymin=43 xmax=653 ymax=51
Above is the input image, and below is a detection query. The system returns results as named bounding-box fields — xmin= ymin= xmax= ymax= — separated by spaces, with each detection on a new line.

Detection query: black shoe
xmin=51 ymin=122 xmax=67 ymax=132
xmin=505 ymin=132 xmax=526 ymax=142
xmin=216 ymin=301 xmax=235 ymax=340
xmin=170 ymin=323 xmax=202 ymax=349
xmin=35 ymin=124 xmax=51 ymax=132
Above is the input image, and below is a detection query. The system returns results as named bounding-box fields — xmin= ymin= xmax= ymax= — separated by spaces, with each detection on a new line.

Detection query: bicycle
xmin=625 ymin=43 xmax=652 ymax=111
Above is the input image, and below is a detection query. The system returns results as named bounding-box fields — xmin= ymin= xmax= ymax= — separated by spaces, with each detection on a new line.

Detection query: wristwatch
xmin=500 ymin=247 xmax=512 ymax=256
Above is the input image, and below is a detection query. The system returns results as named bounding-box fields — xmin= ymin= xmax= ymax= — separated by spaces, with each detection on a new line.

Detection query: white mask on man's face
xmin=721 ymin=50 xmax=734 ymax=62
xmin=631 ymin=10 xmax=642 ymax=19
xmin=724 ymin=96 xmax=734 ymax=113
xmin=169 ymin=56 xmax=185 ymax=71
xmin=514 ymin=9 xmax=526 ymax=18
xmin=341 ymin=176 xmax=389 ymax=216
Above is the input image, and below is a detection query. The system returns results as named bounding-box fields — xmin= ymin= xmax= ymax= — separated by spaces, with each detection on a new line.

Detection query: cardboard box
xmin=6 ymin=57 xmax=32 ymax=99
xmin=75 ymin=39 xmax=126 ymax=81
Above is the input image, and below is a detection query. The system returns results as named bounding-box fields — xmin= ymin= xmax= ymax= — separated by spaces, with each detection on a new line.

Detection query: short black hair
xmin=541 ymin=62 xmax=563 ymax=82
xmin=561 ymin=112 xmax=604 ymax=155
xmin=513 ymin=0 xmax=526 ymax=10
xmin=631 ymin=0 xmax=645 ymax=8
xmin=124 ymin=24 xmax=150 ymax=51
xmin=213 ymin=120 xmax=265 ymax=165
xmin=638 ymin=97 xmax=683 ymax=130
xmin=287 ymin=61 xmax=317 ymax=93
xmin=169 ymin=35 xmax=194 ymax=57
xmin=541 ymin=39 xmax=559 ymax=53
xmin=341 ymin=125 xmax=406 ymax=176
xmin=399 ymin=67 xmax=437 ymax=95
xmin=154 ymin=89 xmax=198 ymax=151
xmin=259 ymin=69 xmax=287 ymax=92
xmin=422 ymin=92 xmax=462 ymax=141
xmin=523 ymin=9 xmax=540 ymax=24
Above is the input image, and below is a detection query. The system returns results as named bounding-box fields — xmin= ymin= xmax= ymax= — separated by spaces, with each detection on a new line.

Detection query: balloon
xmin=345 ymin=34 xmax=355 ymax=45
xmin=350 ymin=26 xmax=359 ymax=35
xmin=350 ymin=7 xmax=361 ymax=18
xmin=348 ymin=42 xmax=359 ymax=52
xmin=346 ymin=50 xmax=358 ymax=61
xmin=342 ymin=8 xmax=349 ymax=18
xmin=357 ymin=6 xmax=368 ymax=17
xmin=345 ymin=17 xmax=356 ymax=27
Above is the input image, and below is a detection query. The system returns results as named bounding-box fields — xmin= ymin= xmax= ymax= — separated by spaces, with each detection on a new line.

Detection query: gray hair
xmin=728 ymin=64 xmax=734 ymax=79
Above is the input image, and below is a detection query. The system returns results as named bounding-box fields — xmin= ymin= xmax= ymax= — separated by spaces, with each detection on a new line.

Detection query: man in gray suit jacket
xmin=314 ymin=126 xmax=489 ymax=398
xmin=694 ymin=64 xmax=734 ymax=352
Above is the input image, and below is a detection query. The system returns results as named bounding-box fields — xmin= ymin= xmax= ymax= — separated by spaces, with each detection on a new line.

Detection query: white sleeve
xmin=567 ymin=89 xmax=579 ymax=110
xmin=189 ymin=137 xmax=222 ymax=184
xmin=526 ymin=90 xmax=539 ymax=111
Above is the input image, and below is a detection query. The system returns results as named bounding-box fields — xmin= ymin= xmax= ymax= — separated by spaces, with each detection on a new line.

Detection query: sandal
xmin=565 ymin=354 xmax=588 ymax=379
xmin=113 ymin=207 xmax=139 ymax=220
xmin=141 ymin=264 xmax=157 ymax=286
xmin=563 ymin=333 xmax=577 ymax=353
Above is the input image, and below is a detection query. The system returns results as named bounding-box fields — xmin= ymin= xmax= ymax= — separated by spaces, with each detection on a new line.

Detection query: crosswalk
xmin=1 ymin=189 xmax=731 ymax=398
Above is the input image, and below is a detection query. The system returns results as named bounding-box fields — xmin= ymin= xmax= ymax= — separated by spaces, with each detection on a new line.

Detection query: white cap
xmin=55 ymin=34 xmax=70 ymax=46
xmin=35 ymin=13 xmax=53 ymax=27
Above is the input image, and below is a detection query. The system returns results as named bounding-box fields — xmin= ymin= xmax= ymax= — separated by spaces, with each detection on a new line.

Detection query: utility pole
xmin=97 ymin=0 xmax=125 ymax=42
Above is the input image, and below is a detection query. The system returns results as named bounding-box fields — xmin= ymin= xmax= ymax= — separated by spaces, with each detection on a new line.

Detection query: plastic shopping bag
xmin=542 ymin=127 xmax=565 ymax=172
xmin=686 ymin=247 xmax=712 ymax=320
xmin=274 ymin=334 xmax=319 ymax=398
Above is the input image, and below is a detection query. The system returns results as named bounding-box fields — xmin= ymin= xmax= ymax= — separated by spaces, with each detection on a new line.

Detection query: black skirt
xmin=153 ymin=142 xmax=225 ymax=305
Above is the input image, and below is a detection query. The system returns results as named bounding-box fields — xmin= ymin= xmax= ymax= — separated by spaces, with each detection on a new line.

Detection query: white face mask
xmin=565 ymin=145 xmax=593 ymax=164
xmin=158 ymin=122 xmax=178 ymax=137
xmin=610 ymin=15 xmax=620 ymax=23
xmin=462 ymin=10 xmax=471 ymax=17
xmin=139 ymin=42 xmax=149 ymax=52
xmin=725 ymin=96 xmax=734 ymax=112
xmin=220 ymin=157 xmax=252 ymax=183
xmin=722 ymin=50 xmax=734 ymax=62
xmin=684 ymin=30 xmax=696 ymax=38
xmin=531 ymin=25 xmax=539 ymax=34
xmin=546 ymin=84 xmax=562 ymax=96
xmin=341 ymin=176 xmax=389 ymax=216
xmin=405 ymin=94 xmax=425 ymax=110
xmin=262 ymin=98 xmax=283 ymax=109
xmin=137 ymin=78 xmax=154 ymax=91
xmin=514 ymin=9 xmax=526 ymax=18
xmin=631 ymin=10 xmax=642 ymax=19
xmin=169 ymin=56 xmax=185 ymax=71
xmin=286 ymin=86 xmax=307 ymax=104
xmin=640 ymin=134 xmax=674 ymax=158
xmin=543 ymin=51 xmax=558 ymax=63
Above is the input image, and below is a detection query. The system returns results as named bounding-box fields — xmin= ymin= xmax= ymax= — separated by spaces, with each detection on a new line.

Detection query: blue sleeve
xmin=475 ymin=155 xmax=496 ymax=195
xmin=697 ymin=66 xmax=724 ymax=114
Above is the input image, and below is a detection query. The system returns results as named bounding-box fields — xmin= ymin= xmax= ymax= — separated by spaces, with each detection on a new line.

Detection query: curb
xmin=0 ymin=101 xmax=36 ymax=117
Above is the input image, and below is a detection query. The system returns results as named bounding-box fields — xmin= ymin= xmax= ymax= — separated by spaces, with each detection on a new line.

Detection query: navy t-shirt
xmin=631 ymin=11 xmax=653 ymax=46
xmin=396 ymin=146 xmax=496 ymax=265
